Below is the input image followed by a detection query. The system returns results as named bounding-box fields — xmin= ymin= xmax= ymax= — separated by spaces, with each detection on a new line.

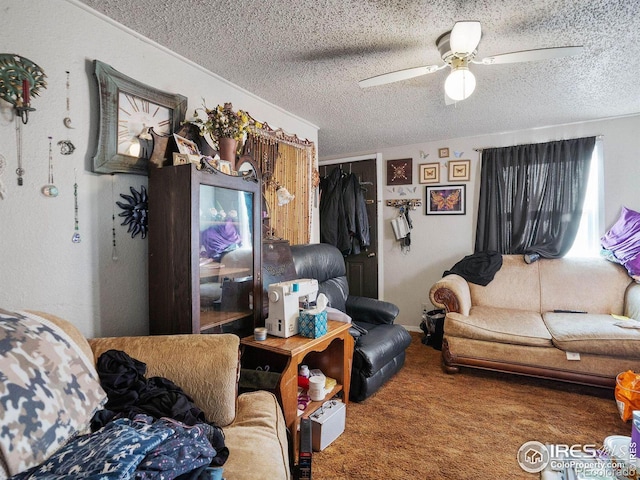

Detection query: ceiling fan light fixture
xmin=444 ymin=66 xmax=476 ymax=101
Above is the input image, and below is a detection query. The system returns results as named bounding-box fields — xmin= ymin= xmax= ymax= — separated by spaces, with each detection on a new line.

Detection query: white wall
xmin=0 ymin=0 xmax=318 ymax=337
xmin=376 ymin=114 xmax=640 ymax=330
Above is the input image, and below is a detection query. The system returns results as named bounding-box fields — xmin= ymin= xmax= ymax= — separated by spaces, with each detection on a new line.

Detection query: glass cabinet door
xmin=198 ymin=184 xmax=255 ymax=332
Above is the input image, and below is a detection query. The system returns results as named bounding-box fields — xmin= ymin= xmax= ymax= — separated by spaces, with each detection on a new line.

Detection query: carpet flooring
xmin=312 ymin=333 xmax=630 ymax=479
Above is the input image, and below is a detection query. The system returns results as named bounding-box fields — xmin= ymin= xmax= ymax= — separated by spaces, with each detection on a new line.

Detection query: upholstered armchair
xmin=289 ymin=243 xmax=412 ymax=402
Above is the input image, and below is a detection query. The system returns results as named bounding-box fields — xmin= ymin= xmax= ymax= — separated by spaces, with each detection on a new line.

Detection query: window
xmin=566 ymin=139 xmax=603 ymax=257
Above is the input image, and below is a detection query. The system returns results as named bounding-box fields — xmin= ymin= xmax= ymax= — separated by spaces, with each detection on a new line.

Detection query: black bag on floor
xmin=420 ymin=309 xmax=445 ymax=350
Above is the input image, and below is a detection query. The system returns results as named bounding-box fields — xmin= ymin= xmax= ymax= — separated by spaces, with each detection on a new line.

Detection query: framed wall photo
xmin=438 ymin=147 xmax=450 ymax=158
xmin=448 ymin=159 xmax=471 ymax=182
xmin=419 ymin=162 xmax=440 ymax=184
xmin=425 ymin=185 xmax=466 ymax=215
xmin=174 ymin=134 xmax=200 ymax=155
xmin=386 ymin=158 xmax=412 ymax=185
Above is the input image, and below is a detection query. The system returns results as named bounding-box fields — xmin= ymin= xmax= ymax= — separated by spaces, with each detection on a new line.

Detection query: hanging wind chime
xmin=111 ymin=175 xmax=118 ymax=260
xmin=58 ymin=70 xmax=75 ymax=155
xmin=72 ymin=169 xmax=81 ymax=243
xmin=41 ymin=136 xmax=59 ymax=197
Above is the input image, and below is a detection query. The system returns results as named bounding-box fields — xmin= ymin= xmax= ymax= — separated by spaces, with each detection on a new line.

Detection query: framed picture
xmin=386 ymin=158 xmax=412 ymax=185
xmin=425 ymin=185 xmax=466 ymax=215
xmin=448 ymin=159 xmax=471 ymax=182
xmin=217 ymin=159 xmax=232 ymax=175
xmin=438 ymin=147 xmax=450 ymax=158
xmin=419 ymin=162 xmax=440 ymax=184
xmin=92 ymin=60 xmax=187 ymax=175
xmin=174 ymin=134 xmax=200 ymax=155
xmin=172 ymin=153 xmax=201 ymax=166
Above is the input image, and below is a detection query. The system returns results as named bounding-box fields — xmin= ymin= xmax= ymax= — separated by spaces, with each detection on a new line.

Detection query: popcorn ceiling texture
xmin=77 ymin=0 xmax=640 ymax=157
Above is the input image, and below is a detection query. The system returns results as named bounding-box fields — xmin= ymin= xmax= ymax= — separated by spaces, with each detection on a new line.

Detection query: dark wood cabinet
xmin=148 ymin=163 xmax=262 ymax=336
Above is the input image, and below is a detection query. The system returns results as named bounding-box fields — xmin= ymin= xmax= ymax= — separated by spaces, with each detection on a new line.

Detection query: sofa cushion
xmin=543 ymin=312 xmax=640 ymax=357
xmin=469 ymin=256 xmax=542 ymax=312
xmin=445 ymin=306 xmax=553 ymax=347
xmin=539 ymin=257 xmax=632 ymax=315
xmin=0 ymin=309 xmax=107 ymax=476
xmin=223 ymin=391 xmax=291 ymax=480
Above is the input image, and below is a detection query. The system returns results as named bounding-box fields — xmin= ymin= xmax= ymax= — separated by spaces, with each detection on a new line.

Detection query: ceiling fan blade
xmin=476 ymin=46 xmax=583 ymax=65
xmin=359 ymin=64 xmax=441 ymax=88
xmin=449 ymin=21 xmax=482 ymax=55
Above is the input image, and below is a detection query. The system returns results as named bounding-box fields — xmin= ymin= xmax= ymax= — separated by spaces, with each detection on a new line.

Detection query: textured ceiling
xmin=77 ymin=0 xmax=640 ymax=158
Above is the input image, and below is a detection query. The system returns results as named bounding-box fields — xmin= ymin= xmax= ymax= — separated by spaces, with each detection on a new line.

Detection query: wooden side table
xmin=240 ymin=320 xmax=354 ymax=462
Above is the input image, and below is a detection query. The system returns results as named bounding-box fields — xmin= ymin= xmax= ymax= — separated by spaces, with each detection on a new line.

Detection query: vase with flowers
xmin=190 ymin=102 xmax=257 ymax=168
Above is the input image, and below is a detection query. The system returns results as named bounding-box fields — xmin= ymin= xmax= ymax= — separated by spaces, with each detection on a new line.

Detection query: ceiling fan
xmin=358 ymin=21 xmax=583 ymax=103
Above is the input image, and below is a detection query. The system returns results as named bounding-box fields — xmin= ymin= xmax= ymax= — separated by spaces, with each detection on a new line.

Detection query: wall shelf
xmin=386 ymin=198 xmax=422 ymax=210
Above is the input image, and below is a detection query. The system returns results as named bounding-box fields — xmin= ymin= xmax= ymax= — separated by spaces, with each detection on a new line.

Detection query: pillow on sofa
xmin=0 ymin=309 xmax=107 ymax=476
xmin=601 ymin=206 xmax=640 ymax=279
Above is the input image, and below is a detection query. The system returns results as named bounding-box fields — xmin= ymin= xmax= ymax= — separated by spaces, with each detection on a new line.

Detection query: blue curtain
xmin=475 ymin=136 xmax=596 ymax=258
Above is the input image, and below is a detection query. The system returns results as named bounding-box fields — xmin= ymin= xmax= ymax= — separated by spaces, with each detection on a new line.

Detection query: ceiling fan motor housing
xmin=436 ymin=31 xmax=477 ymax=64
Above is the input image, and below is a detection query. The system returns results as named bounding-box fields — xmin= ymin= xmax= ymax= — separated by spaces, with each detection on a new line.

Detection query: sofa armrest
xmin=345 ymin=295 xmax=399 ymax=325
xmin=88 ymin=334 xmax=240 ymax=427
xmin=625 ymin=282 xmax=640 ymax=321
xmin=429 ymin=274 xmax=472 ymax=315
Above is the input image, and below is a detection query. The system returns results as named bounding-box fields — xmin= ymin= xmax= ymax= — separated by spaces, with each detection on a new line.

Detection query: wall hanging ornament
xmin=0 ymin=154 xmax=7 ymax=199
xmin=116 ymin=185 xmax=148 ymax=239
xmin=14 ymin=116 xmax=24 ymax=185
xmin=72 ymin=169 xmax=81 ymax=243
xmin=63 ymin=70 xmax=74 ymax=129
xmin=41 ymin=136 xmax=59 ymax=197
xmin=0 ymin=54 xmax=47 ymax=124
xmin=59 ymin=70 xmax=76 ymax=155
xmin=111 ymin=175 xmax=118 ymax=260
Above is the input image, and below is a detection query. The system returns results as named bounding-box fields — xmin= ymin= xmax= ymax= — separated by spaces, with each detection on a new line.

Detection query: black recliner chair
xmin=289 ymin=243 xmax=412 ymax=402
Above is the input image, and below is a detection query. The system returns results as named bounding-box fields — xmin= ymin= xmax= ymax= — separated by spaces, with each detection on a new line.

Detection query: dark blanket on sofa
xmin=443 ymin=251 xmax=503 ymax=286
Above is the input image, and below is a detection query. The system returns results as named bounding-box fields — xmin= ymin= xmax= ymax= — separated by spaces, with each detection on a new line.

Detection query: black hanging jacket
xmin=342 ymin=173 xmax=370 ymax=255
xmin=320 ymin=167 xmax=350 ymax=253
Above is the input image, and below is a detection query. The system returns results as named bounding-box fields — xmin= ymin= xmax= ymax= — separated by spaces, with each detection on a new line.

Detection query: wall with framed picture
xmin=425 ymin=185 xmax=466 ymax=215
xmin=448 ymin=159 xmax=471 ymax=182
xmin=387 ymin=158 xmax=412 ymax=185
xmin=419 ymin=162 xmax=440 ymax=184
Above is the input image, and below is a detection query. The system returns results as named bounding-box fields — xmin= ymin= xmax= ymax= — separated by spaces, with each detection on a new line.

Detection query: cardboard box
xmin=299 ymin=309 xmax=328 ymax=338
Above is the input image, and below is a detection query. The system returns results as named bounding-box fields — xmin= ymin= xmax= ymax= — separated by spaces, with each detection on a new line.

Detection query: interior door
xmin=322 ymin=159 xmax=378 ymax=298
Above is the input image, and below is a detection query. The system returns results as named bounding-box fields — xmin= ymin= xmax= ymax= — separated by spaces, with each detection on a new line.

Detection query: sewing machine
xmin=266 ymin=279 xmax=319 ymax=338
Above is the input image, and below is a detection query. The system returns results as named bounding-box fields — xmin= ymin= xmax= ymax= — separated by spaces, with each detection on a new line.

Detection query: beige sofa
xmin=0 ymin=311 xmax=290 ymax=480
xmin=429 ymin=255 xmax=640 ymax=387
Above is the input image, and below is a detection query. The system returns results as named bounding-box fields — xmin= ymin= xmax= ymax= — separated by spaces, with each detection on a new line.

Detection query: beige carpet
xmin=312 ymin=333 xmax=630 ymax=479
